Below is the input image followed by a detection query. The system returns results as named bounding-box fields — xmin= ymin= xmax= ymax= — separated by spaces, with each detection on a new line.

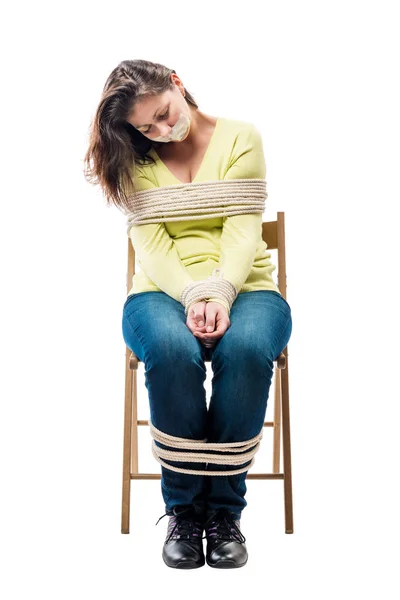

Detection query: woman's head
xmin=127 ymin=75 xmax=192 ymax=143
xmin=83 ymin=59 xmax=198 ymax=211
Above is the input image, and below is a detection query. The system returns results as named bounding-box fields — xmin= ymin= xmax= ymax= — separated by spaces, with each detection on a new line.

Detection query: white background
xmin=1 ymin=0 xmax=399 ymax=597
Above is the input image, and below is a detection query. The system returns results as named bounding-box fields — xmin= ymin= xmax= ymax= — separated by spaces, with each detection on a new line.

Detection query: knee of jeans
xmin=214 ymin=341 xmax=273 ymax=374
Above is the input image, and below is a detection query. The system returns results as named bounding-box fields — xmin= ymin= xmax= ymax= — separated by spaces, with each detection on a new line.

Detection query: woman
xmin=84 ymin=59 xmax=293 ymax=569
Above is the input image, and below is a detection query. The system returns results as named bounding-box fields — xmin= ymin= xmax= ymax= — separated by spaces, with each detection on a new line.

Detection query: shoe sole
xmin=163 ymin=557 xmax=205 ymax=569
xmin=206 ymin=557 xmax=248 ymax=569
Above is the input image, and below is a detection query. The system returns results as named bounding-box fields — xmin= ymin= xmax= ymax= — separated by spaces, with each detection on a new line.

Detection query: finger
xmin=193 ymin=331 xmax=219 ymax=342
xmin=204 ymin=306 xmax=217 ymax=332
xmin=194 ymin=325 xmax=226 ymax=339
xmin=205 ymin=320 xmax=215 ymax=332
xmin=191 ymin=305 xmax=206 ymax=328
xmin=197 ymin=332 xmax=222 ymax=340
xmin=201 ymin=338 xmax=215 ymax=347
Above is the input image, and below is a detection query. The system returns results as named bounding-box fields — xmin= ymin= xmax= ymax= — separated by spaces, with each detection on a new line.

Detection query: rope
xmin=149 ymin=420 xmax=263 ymax=476
xmin=124 ymin=178 xmax=267 ymax=229
xmin=180 ymin=267 xmax=238 ymax=316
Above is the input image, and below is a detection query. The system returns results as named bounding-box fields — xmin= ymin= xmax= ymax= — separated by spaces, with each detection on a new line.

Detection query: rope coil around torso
xmin=124 ymin=178 xmax=267 ymax=228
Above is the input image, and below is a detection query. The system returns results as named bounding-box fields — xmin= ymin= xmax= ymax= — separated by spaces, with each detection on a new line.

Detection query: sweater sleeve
xmin=206 ymin=124 xmax=267 ymax=309
xmin=127 ymin=169 xmax=197 ymax=303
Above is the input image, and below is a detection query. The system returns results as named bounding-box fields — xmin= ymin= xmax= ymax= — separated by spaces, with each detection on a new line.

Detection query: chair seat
xmin=129 ymin=351 xmax=286 ymax=370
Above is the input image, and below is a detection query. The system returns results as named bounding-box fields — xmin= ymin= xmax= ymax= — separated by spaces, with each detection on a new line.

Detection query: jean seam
xmin=273 ymin=315 xmax=292 ymax=360
xmin=122 ymin=317 xmax=148 ymax=363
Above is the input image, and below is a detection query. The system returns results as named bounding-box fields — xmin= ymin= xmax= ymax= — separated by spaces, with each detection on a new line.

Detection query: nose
xmin=155 ymin=123 xmax=172 ymax=136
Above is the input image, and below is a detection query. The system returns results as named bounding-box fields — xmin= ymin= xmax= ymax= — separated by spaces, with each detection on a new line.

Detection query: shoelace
xmin=202 ymin=508 xmax=246 ymax=544
xmin=155 ymin=505 xmax=203 ymax=543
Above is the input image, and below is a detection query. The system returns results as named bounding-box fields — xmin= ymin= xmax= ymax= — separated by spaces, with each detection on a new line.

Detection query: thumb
xmin=205 ymin=311 xmax=216 ymax=332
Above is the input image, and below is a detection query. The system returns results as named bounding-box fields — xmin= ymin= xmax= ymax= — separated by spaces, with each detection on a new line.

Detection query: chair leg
xmin=121 ymin=348 xmax=134 ymax=534
xmin=272 ymin=364 xmax=282 ymax=474
xmin=131 ymin=368 xmax=139 ymax=474
xmin=281 ymin=347 xmax=294 ymax=533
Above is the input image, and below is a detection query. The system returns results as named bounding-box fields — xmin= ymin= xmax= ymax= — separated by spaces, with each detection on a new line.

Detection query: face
xmin=127 ymin=75 xmax=191 ymax=142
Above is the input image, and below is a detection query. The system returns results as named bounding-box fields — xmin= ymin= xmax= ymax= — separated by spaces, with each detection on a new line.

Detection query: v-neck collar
xmin=150 ymin=117 xmax=222 ymax=185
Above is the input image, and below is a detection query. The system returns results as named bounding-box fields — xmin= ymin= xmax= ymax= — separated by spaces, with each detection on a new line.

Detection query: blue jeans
xmin=121 ymin=290 xmax=292 ymax=519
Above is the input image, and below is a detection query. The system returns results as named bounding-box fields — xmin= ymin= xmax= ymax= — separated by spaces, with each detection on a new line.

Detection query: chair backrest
xmin=126 ymin=212 xmax=288 ymax=302
xmin=261 ymin=212 xmax=287 ymax=301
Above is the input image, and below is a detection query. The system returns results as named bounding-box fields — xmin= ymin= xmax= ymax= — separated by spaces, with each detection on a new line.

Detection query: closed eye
xmin=143 ymin=110 xmax=169 ymax=134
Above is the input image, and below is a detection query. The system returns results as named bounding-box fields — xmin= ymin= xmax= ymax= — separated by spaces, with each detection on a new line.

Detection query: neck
xmin=170 ymin=108 xmax=208 ymax=151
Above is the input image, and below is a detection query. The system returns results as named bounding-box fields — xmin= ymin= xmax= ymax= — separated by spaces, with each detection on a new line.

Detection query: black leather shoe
xmin=203 ymin=507 xmax=248 ymax=568
xmin=156 ymin=505 xmax=205 ymax=569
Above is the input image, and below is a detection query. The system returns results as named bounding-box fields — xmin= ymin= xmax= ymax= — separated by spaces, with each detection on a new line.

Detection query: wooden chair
xmin=121 ymin=212 xmax=293 ymax=534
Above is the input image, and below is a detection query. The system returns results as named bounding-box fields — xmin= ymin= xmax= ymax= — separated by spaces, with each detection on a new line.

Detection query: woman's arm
xmin=205 ymin=123 xmax=267 ymax=310
xmin=128 ymin=220 xmax=197 ymax=302
xmin=127 ymin=169 xmax=198 ymax=304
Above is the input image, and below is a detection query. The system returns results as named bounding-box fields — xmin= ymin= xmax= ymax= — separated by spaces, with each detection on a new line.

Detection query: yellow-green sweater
xmin=126 ymin=117 xmax=281 ymax=314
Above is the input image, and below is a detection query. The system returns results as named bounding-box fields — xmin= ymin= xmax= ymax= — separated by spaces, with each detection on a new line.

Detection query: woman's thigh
xmin=121 ymin=291 xmax=209 ymax=439
xmin=204 ymin=290 xmax=293 ymax=442
xmin=214 ymin=290 xmax=293 ymax=364
xmin=121 ymin=291 xmax=200 ymax=366
xmin=122 ymin=290 xmax=292 ymax=365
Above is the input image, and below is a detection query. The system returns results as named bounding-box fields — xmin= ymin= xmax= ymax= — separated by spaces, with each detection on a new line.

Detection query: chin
xmin=179 ymin=129 xmax=190 ymax=142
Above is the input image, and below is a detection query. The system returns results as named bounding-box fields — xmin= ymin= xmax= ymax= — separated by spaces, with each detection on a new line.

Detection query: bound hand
xmin=186 ymin=301 xmax=230 ymax=348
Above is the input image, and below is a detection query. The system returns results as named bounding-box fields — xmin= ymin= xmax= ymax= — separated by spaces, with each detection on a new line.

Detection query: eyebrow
xmin=134 ymin=105 xmax=166 ymax=130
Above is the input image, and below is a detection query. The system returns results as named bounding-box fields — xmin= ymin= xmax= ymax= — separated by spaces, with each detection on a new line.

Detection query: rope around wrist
xmin=180 ymin=268 xmax=238 ymax=316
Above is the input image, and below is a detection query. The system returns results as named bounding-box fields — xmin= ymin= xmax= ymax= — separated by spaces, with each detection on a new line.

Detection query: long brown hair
xmin=83 ymin=59 xmax=199 ymax=212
